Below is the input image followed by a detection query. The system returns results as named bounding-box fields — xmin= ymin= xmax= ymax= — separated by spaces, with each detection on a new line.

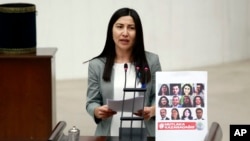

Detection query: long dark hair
xmin=182 ymin=95 xmax=193 ymax=107
xmin=181 ymin=108 xmax=193 ymax=120
xmin=158 ymin=84 xmax=170 ymax=96
xmin=181 ymin=83 xmax=193 ymax=96
xmin=84 ymin=7 xmax=151 ymax=83
xmin=171 ymin=108 xmax=180 ymax=120
xmin=193 ymin=95 xmax=205 ymax=107
xmin=158 ymin=96 xmax=170 ymax=107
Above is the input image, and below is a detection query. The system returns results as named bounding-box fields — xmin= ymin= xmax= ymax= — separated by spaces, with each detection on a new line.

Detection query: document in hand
xmin=107 ymin=96 xmax=144 ymax=112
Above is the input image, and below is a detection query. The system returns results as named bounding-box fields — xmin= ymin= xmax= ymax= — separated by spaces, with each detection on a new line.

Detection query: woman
xmin=180 ymin=83 xmax=193 ymax=105
xmin=181 ymin=108 xmax=193 ymax=120
xmin=181 ymin=83 xmax=193 ymax=96
xmin=85 ymin=8 xmax=161 ymax=137
xmin=158 ymin=96 xmax=170 ymax=108
xmin=181 ymin=95 xmax=193 ymax=107
xmin=171 ymin=108 xmax=180 ymax=120
xmin=193 ymin=95 xmax=205 ymax=107
xmin=158 ymin=84 xmax=169 ymax=96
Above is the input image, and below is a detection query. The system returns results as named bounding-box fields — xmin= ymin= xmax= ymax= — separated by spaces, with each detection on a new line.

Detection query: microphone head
xmin=136 ymin=66 xmax=140 ymax=71
xmin=124 ymin=63 xmax=128 ymax=71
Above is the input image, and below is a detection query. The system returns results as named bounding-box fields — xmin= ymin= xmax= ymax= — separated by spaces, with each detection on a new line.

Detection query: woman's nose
xmin=122 ymin=28 xmax=128 ymax=36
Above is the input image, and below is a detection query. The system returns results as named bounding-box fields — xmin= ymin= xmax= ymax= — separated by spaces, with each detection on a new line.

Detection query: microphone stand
xmin=141 ymin=67 xmax=148 ymax=134
xmin=119 ymin=65 xmax=147 ymax=141
xmin=129 ymin=66 xmax=140 ymax=140
xmin=120 ymin=63 xmax=128 ymax=130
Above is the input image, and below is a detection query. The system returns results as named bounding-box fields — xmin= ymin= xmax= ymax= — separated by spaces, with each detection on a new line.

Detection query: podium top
xmin=78 ymin=136 xmax=155 ymax=141
xmin=0 ymin=48 xmax=57 ymax=58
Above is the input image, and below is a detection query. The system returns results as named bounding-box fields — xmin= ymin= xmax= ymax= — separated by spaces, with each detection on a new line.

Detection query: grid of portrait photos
xmin=155 ymin=72 xmax=208 ymax=141
xmin=156 ymin=83 xmax=207 ymax=130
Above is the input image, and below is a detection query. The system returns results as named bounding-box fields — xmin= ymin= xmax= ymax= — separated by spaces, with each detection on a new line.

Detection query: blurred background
xmin=1 ymin=0 xmax=249 ymax=141
xmin=2 ymin=0 xmax=249 ymax=80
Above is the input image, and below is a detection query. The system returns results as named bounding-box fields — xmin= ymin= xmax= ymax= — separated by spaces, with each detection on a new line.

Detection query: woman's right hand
xmin=94 ymin=105 xmax=117 ymax=120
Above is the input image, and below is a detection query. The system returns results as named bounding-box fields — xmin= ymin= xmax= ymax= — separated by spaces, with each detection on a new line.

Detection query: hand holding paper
xmin=94 ymin=105 xmax=117 ymax=120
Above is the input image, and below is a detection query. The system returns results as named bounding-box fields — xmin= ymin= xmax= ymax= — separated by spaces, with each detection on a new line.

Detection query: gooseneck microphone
xmin=144 ymin=66 xmax=148 ymax=87
xmin=119 ymin=64 xmax=147 ymax=141
xmin=129 ymin=65 xmax=140 ymax=137
xmin=120 ymin=63 xmax=128 ymax=128
xmin=123 ymin=63 xmax=128 ymax=88
xmin=141 ymin=66 xmax=149 ymax=123
xmin=134 ymin=66 xmax=140 ymax=88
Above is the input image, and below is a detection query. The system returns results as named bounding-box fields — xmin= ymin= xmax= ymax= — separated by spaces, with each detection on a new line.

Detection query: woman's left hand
xmin=134 ymin=106 xmax=155 ymax=120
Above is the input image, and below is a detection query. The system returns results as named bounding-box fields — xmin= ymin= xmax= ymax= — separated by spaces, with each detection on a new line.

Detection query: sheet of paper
xmin=107 ymin=96 xmax=144 ymax=112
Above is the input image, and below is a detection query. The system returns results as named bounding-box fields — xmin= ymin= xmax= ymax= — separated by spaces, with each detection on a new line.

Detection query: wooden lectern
xmin=0 ymin=48 xmax=57 ymax=140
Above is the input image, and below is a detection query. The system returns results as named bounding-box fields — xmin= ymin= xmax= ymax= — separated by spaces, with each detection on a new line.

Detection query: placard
xmin=155 ymin=71 xmax=208 ymax=141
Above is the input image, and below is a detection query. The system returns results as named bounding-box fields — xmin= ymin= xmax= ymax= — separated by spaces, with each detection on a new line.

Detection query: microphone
xmin=141 ymin=66 xmax=148 ymax=120
xmin=134 ymin=66 xmax=140 ymax=87
xmin=120 ymin=63 xmax=128 ymax=128
xmin=142 ymin=66 xmax=148 ymax=88
xmin=144 ymin=66 xmax=148 ymax=78
xmin=129 ymin=65 xmax=140 ymax=136
xmin=119 ymin=64 xmax=147 ymax=140
xmin=123 ymin=63 xmax=128 ymax=88
xmin=124 ymin=63 xmax=128 ymax=71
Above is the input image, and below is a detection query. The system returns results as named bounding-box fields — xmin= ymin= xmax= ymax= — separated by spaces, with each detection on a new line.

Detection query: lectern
xmin=0 ymin=48 xmax=57 ymax=140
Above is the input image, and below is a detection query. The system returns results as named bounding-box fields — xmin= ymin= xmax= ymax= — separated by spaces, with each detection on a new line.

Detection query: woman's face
xmin=112 ymin=16 xmax=136 ymax=52
xmin=184 ymin=110 xmax=190 ymax=117
xmin=161 ymin=85 xmax=168 ymax=93
xmin=161 ymin=98 xmax=167 ymax=105
xmin=172 ymin=110 xmax=178 ymax=118
xmin=184 ymin=96 xmax=190 ymax=104
xmin=184 ymin=85 xmax=191 ymax=95
xmin=195 ymin=97 xmax=201 ymax=105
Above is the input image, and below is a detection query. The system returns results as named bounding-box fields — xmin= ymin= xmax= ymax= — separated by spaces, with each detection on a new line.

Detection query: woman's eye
xmin=129 ymin=27 xmax=135 ymax=30
xmin=116 ymin=25 xmax=122 ymax=29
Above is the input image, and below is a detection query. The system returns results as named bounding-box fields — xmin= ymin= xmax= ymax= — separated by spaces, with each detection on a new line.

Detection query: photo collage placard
xmin=155 ymin=71 xmax=208 ymax=141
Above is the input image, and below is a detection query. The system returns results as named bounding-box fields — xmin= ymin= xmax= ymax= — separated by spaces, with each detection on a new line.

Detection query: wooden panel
xmin=0 ymin=48 xmax=56 ymax=140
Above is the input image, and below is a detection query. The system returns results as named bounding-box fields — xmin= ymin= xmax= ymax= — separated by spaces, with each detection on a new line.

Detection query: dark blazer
xmin=161 ymin=117 xmax=170 ymax=120
xmin=86 ymin=51 xmax=161 ymax=136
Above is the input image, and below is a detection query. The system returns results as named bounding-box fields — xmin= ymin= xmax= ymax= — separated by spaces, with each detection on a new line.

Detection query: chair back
xmin=48 ymin=121 xmax=67 ymax=141
xmin=204 ymin=122 xmax=223 ymax=141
